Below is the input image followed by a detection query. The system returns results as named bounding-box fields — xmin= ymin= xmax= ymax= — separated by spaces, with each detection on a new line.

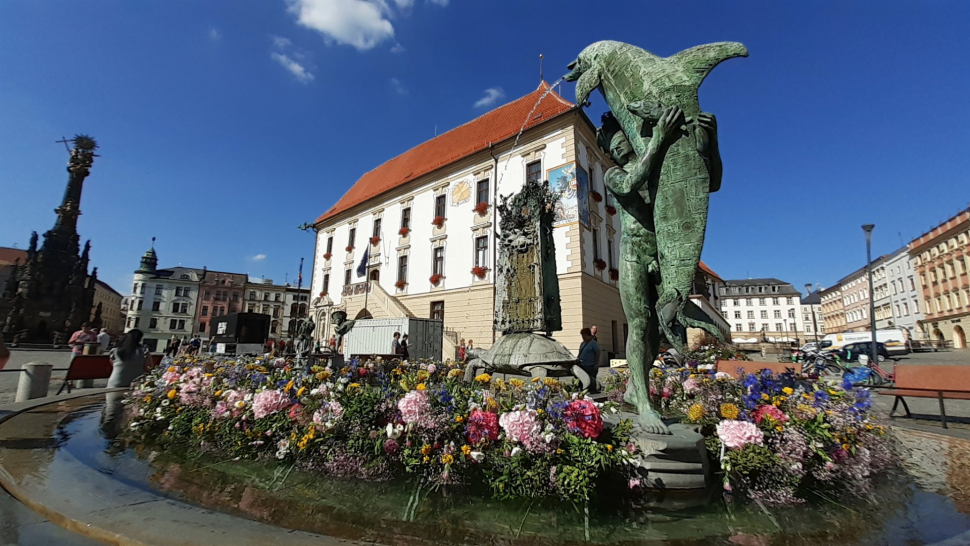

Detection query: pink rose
xmin=397 ymin=390 xmax=430 ymax=424
xmin=211 ymin=401 xmax=229 ymax=419
xmin=716 ymin=420 xmax=764 ymax=449
xmin=683 ymin=377 xmax=701 ymax=394
xmin=252 ymin=389 xmax=291 ymax=419
xmin=427 ymin=364 xmax=437 ymax=374
xmin=499 ymin=410 xmax=541 ymax=447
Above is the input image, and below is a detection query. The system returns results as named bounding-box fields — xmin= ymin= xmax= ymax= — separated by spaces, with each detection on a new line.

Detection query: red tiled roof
xmin=0 ymin=247 xmax=27 ymax=266
xmin=316 ymin=82 xmax=575 ymax=224
xmin=698 ymin=261 xmax=721 ymax=281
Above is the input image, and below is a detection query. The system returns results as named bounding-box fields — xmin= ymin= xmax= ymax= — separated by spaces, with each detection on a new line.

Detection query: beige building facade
xmin=910 ymin=208 xmax=970 ymax=349
xmin=92 ymin=280 xmax=124 ymax=334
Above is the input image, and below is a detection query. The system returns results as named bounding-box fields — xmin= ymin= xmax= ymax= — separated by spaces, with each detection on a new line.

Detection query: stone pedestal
xmin=15 ymin=362 xmax=53 ymax=402
xmin=606 ymin=413 xmax=711 ymax=492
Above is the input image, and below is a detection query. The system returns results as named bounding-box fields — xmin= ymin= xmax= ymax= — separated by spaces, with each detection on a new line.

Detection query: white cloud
xmin=208 ymin=27 xmax=222 ymax=41
xmin=427 ymin=0 xmax=448 ymax=5
xmin=390 ymin=43 xmax=406 ymax=54
xmin=390 ymin=77 xmax=408 ymax=95
xmin=272 ymin=52 xmax=315 ymax=83
xmin=473 ymin=87 xmax=505 ymax=108
xmin=287 ymin=0 xmax=395 ymax=51
xmin=272 ymin=35 xmax=293 ymax=49
xmin=251 ymin=254 xmax=267 ymax=262
xmin=393 ymin=0 xmax=414 ymax=7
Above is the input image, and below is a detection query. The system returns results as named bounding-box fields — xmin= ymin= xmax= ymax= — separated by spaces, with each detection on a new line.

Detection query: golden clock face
xmin=451 ymin=181 xmax=471 ymax=205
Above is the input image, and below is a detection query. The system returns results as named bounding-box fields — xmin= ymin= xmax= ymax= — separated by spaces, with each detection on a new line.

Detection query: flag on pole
xmin=356 ymin=246 xmax=370 ymax=278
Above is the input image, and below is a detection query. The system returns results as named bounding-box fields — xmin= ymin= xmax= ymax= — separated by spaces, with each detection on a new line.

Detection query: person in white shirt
xmin=97 ymin=328 xmax=111 ymax=353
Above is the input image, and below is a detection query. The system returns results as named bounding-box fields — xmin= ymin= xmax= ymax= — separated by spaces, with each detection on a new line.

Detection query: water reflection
xmin=29 ymin=400 xmax=970 ymax=545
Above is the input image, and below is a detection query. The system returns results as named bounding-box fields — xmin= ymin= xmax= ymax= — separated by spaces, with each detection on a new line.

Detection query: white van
xmin=822 ymin=329 xmax=910 ymax=356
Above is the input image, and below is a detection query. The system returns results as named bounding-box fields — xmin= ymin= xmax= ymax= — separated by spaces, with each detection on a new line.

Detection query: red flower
xmin=594 ymin=259 xmax=607 ymax=271
xmin=398 ymin=227 xmax=410 ymax=236
xmin=323 ymin=252 xmax=332 ymax=260
xmin=605 ymin=204 xmax=617 ymax=216
xmin=288 ymin=404 xmax=304 ymax=422
xmin=609 ymin=268 xmax=619 ymax=281
xmin=465 ymin=410 xmax=500 ymax=445
xmin=432 ymin=216 xmax=446 ymax=228
xmin=589 ymin=190 xmax=603 ymax=203
xmin=563 ymin=399 xmax=603 ymax=439
xmin=430 ymin=274 xmax=444 ymax=286
xmin=394 ymin=280 xmax=407 ymax=290
xmin=471 ymin=266 xmax=488 ymax=279
xmin=319 ymin=291 xmax=328 ymax=298
xmin=369 ymin=236 xmax=381 ymax=245
xmin=751 ymin=404 xmax=789 ymax=425
xmin=472 ymin=201 xmax=489 ymax=215
xmin=345 ymin=245 xmax=354 ymax=252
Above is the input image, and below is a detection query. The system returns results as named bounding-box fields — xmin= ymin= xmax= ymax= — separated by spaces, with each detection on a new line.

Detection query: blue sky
xmin=1 ymin=0 xmax=968 ymax=297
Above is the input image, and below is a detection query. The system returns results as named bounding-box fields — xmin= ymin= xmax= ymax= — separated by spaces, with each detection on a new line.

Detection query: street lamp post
xmin=805 ymin=283 xmax=821 ymax=350
xmin=862 ymin=224 xmax=879 ymax=366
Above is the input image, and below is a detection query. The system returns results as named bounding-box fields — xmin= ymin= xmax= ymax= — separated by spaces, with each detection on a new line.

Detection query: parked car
xmin=828 ymin=341 xmax=890 ymax=363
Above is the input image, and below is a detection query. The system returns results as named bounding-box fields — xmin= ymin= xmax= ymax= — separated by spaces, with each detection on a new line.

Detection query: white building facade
xmin=800 ymin=288 xmax=825 ymax=341
xmin=719 ymin=279 xmax=803 ymax=343
xmin=880 ymin=247 xmax=924 ymax=339
xmin=125 ymin=247 xmax=201 ymax=352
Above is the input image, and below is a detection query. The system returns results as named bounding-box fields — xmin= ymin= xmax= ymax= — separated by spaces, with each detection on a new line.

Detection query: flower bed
xmin=643 ymin=366 xmax=894 ymax=505
xmin=122 ymin=356 xmax=639 ymax=502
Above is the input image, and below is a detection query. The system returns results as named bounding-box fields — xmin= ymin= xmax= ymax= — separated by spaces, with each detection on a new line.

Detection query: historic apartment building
xmin=92 ymin=280 xmax=124 ymax=334
xmin=820 ymin=284 xmax=846 ymax=334
xmin=308 ymin=82 xmax=730 ymax=356
xmin=881 ymin=246 xmax=924 ymax=339
xmin=718 ymin=279 xmax=803 ymax=343
xmin=839 ymin=267 xmax=871 ymax=332
xmin=801 ymin=287 xmax=825 ymax=340
xmin=910 ymin=207 xmax=970 ymax=349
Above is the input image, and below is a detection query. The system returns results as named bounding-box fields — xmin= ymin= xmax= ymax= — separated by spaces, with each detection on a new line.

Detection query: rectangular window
xmin=178 ymin=320 xmax=185 ymax=330
xmin=248 ymin=304 xmax=256 ymax=313
xmin=746 ymin=299 xmax=752 ymax=306
xmin=264 ymin=292 xmax=270 ymax=300
xmin=323 ymin=274 xmax=330 ymax=293
xmin=149 ymin=318 xmax=157 ymax=329
xmin=169 ymin=319 xmax=178 ymax=330
xmin=199 ymin=322 xmax=205 ymax=332
xmin=735 ymin=324 xmax=743 ymax=332
xmin=201 ymin=306 xmax=208 ymax=316
xmin=430 ymin=301 xmax=445 ymax=321
xmin=183 ymin=287 xmax=190 ymax=298
xmin=475 ymin=236 xmax=489 ymax=268
xmin=747 ymin=311 xmax=755 ymax=319
xmin=758 ymin=298 xmax=765 ymax=306
xmin=433 ymin=247 xmax=445 ymax=276
xmin=476 ymin=179 xmax=489 ymax=205
xmin=171 ymin=302 xmax=178 ymax=312
xmin=773 ymin=310 xmax=781 ymax=318
xmin=134 ymin=317 xmax=140 ymax=328
xmin=788 ymin=309 xmax=796 ymax=318
xmin=175 ymin=287 xmax=182 ymax=297
xmin=435 ymin=195 xmax=446 ymax=218
xmin=181 ymin=303 xmax=189 ymax=313
xmin=203 ymin=290 xmax=210 ymax=300
xmin=249 ymin=291 xmax=256 ymax=300
xmin=155 ymin=285 xmax=163 ymax=296
xmin=275 ymin=293 xmax=281 ymax=302
xmin=775 ymin=323 xmax=783 ymax=332
xmin=139 ymin=284 xmax=146 ymax=295
xmin=526 ymin=160 xmax=542 ymax=184
xmin=151 ymin=301 xmax=160 ymax=311
xmin=607 ymin=237 xmax=614 ymax=268
xmin=326 ymin=236 xmax=334 ymax=255
xmin=734 ymin=311 xmax=741 ymax=319
xmin=401 ymin=207 xmax=411 ymax=230
xmin=372 ymin=218 xmax=382 ymax=239
xmin=398 ymin=255 xmax=408 ymax=283
xmin=733 ymin=299 xmax=739 ymax=306
xmin=136 ymin=300 xmax=143 ymax=311
xmin=748 ymin=322 xmax=756 ymax=332
xmin=348 ymin=227 xmax=356 ymax=248
xmin=772 ymin=297 xmax=779 ymax=305
xmin=761 ymin=310 xmax=769 ymax=319
xmin=345 ymin=269 xmax=352 ymax=286
xmin=132 ymin=283 xmax=138 ymax=294
xmin=592 ymin=228 xmax=600 ymax=260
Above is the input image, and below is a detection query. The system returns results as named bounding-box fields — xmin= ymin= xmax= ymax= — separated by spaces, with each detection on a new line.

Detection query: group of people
xmin=68 ymin=323 xmax=153 ymax=389
xmin=457 ymin=339 xmax=475 ymax=362
xmin=391 ymin=332 xmax=410 ymax=359
xmin=165 ymin=334 xmax=202 ymax=357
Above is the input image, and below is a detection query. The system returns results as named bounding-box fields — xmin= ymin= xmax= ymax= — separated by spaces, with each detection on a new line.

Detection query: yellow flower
xmin=842 ymin=443 xmax=850 ymax=451
xmin=485 ymin=398 xmax=498 ymax=412
xmin=204 ymin=373 xmax=214 ymax=378
xmin=606 ymin=444 xmax=614 ymax=451
xmin=536 ymin=409 xmax=544 ymax=416
xmin=316 ymin=371 xmax=332 ymax=380
xmin=455 ymin=415 xmax=464 ymax=423
xmin=423 ymin=456 xmax=430 ymax=463
xmin=214 ymin=390 xmax=223 ymax=398
xmin=775 ymin=425 xmax=784 ymax=432
xmin=802 ymin=393 xmax=813 ymax=400
xmin=475 ymin=373 xmax=492 ymax=383
xmin=543 ymin=378 xmax=559 ymax=387
xmin=782 ymin=387 xmax=794 ymax=396
xmin=285 ymin=380 xmax=295 ymax=392
xmin=441 ymin=454 xmax=454 ymax=465
xmin=167 ymin=389 xmax=177 ymax=400
xmin=531 ymin=377 xmax=542 ymax=382
xmin=760 ymin=393 xmax=770 ymax=400
xmin=448 ymin=369 xmax=463 ymax=378
xmin=348 ymin=383 xmax=361 ymax=390
xmin=556 ymin=449 xmax=563 ymax=455
xmin=461 ymin=445 xmax=472 ymax=456
xmin=416 ymin=383 xmax=427 ymax=391
xmin=828 ymin=389 xmax=838 ymax=396
xmin=719 ymin=403 xmax=740 ymax=420
xmin=296 ymin=386 xmax=306 ymax=397
xmin=492 ymin=378 xmax=506 ymax=390
xmin=167 ymin=366 xmax=176 ymax=373
xmin=687 ymin=403 xmax=706 ymax=421
xmin=417 ymin=370 xmax=430 ymax=381
xmin=509 ymin=378 xmax=525 ymax=388
xmin=421 ymin=444 xmax=432 ymax=455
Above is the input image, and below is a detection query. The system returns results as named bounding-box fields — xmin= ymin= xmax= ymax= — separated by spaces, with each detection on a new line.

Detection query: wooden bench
xmin=57 ymin=353 xmax=163 ymax=394
xmin=879 ymin=365 xmax=970 ymax=429
xmin=715 ymin=360 xmax=802 ymax=379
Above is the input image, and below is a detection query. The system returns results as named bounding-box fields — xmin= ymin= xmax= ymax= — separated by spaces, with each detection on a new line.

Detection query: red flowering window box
xmin=345 ymin=245 xmax=355 ymax=252
xmin=472 ymin=201 xmax=489 ymax=215
xmin=590 ymin=190 xmax=603 ymax=203
xmin=398 ymin=227 xmax=410 ymax=236
xmin=605 ymin=204 xmax=617 ymax=216
xmin=432 ymin=216 xmax=446 ymax=228
xmin=430 ymin=274 xmax=444 ymax=286
xmin=609 ymin=268 xmax=619 ymax=281
xmin=323 ymin=252 xmax=332 ymax=260
xmin=594 ymin=259 xmax=607 ymax=271
xmin=394 ymin=280 xmax=407 ymax=290
xmin=370 ymin=236 xmax=381 ymax=246
xmin=319 ymin=291 xmax=328 ymax=298
xmin=471 ymin=266 xmax=489 ymax=279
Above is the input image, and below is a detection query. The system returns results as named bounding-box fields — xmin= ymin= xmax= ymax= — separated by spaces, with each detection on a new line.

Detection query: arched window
xmin=298 ymin=303 xmax=307 ymax=315
xmin=291 ymin=303 xmax=299 ymax=315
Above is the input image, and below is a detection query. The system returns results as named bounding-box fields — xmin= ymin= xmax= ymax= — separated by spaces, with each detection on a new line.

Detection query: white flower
xmin=244 ymin=393 xmax=254 ymax=401
xmin=339 ymin=377 xmax=350 ymax=384
xmin=510 ymin=447 xmax=523 ymax=457
xmin=610 ymin=406 xmax=619 ymax=414
xmin=161 ymin=400 xmax=170 ymax=407
xmin=386 ymin=423 xmax=403 ymax=440
xmin=470 ymin=451 xmax=485 ymax=462
xmin=543 ymin=432 xmax=555 ymax=444
xmin=129 ymin=421 xmax=141 ymax=429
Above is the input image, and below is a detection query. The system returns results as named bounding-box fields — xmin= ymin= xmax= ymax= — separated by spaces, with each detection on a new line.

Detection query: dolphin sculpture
xmin=565 ymin=40 xmax=747 ymax=350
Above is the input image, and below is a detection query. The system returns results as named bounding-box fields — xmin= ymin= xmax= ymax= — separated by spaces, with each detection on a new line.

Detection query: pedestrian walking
xmin=392 ymin=332 xmax=403 ymax=356
xmin=401 ymin=334 xmax=410 ymax=360
xmin=97 ymin=328 xmax=111 ymax=353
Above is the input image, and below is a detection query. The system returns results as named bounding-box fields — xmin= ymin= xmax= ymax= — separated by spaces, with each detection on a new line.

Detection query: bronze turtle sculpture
xmin=462 ymin=333 xmax=591 ymax=389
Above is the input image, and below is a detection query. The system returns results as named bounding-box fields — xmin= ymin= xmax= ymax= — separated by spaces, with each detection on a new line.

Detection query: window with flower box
xmin=526 ymin=160 xmax=541 ymax=184
xmin=474 ymin=236 xmax=488 ymax=268
xmin=435 ymin=195 xmax=446 ymax=219
xmin=476 ymin=179 xmax=489 ymax=205
xmin=433 ymin=247 xmax=445 ymax=276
